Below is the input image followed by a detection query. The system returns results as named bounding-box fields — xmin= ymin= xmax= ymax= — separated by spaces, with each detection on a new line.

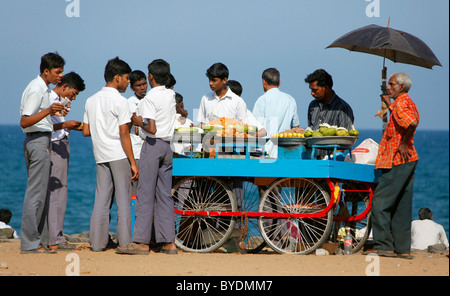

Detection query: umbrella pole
xmin=381 ymin=18 xmax=390 ymax=133
xmin=381 ymin=65 xmax=388 ymax=132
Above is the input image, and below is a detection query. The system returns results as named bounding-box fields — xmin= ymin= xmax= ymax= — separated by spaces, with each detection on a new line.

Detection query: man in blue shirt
xmin=253 ymin=68 xmax=301 ymax=158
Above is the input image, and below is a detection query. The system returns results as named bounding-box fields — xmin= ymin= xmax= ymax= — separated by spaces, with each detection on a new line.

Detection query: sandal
xmin=159 ymin=248 xmax=178 ymax=255
xmin=51 ymin=242 xmax=80 ymax=251
xmin=362 ymin=249 xmax=397 ymax=257
xmin=396 ymin=253 xmax=414 ymax=259
xmin=21 ymin=247 xmax=57 ymax=254
xmin=115 ymin=243 xmax=149 ymax=255
xmin=157 ymin=243 xmax=178 ymax=255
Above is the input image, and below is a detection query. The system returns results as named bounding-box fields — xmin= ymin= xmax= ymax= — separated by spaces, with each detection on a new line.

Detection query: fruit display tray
xmin=306 ymin=136 xmax=358 ymax=147
xmin=211 ymin=136 xmax=266 ymax=144
xmin=173 ymin=132 xmax=204 ymax=143
xmin=270 ymin=137 xmax=307 ymax=147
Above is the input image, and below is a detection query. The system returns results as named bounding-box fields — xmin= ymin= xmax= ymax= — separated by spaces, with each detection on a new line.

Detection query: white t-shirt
xmin=139 ymin=86 xmax=176 ymax=142
xmin=20 ymin=75 xmax=53 ymax=133
xmin=128 ymin=95 xmax=144 ymax=159
xmin=197 ymin=87 xmax=248 ymax=124
xmin=411 ymin=219 xmax=449 ymax=250
xmin=83 ymin=87 xmax=131 ymax=163
xmin=50 ymin=90 xmax=70 ymax=141
xmin=172 ymin=114 xmax=194 ymax=154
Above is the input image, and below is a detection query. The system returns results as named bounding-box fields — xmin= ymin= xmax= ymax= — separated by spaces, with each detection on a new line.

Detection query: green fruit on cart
xmin=304 ymin=130 xmax=312 ymax=137
xmin=311 ymin=131 xmax=323 ymax=137
xmin=322 ymin=128 xmax=336 ymax=136
xmin=349 ymin=129 xmax=359 ymax=137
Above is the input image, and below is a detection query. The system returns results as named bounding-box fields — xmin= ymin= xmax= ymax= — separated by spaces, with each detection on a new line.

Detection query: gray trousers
xmin=48 ymin=138 xmax=70 ymax=245
xmin=89 ymin=158 xmax=132 ymax=251
xmin=21 ymin=132 xmax=52 ymax=251
xmin=133 ymin=138 xmax=175 ymax=244
xmin=372 ymin=161 xmax=418 ymax=254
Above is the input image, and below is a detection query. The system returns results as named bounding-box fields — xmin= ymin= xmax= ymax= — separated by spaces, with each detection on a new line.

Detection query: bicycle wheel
xmin=231 ymin=179 xmax=266 ymax=253
xmin=172 ymin=176 xmax=237 ymax=253
xmin=332 ymin=181 xmax=373 ymax=253
xmin=258 ymin=178 xmax=333 ymax=255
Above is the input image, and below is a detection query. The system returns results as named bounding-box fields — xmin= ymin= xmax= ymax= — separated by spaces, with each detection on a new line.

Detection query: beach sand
xmin=0 ymin=239 xmax=448 ymax=277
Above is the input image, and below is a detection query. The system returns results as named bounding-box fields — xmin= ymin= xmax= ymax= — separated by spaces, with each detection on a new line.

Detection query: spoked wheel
xmin=258 ymin=178 xmax=333 ymax=254
xmin=331 ymin=181 xmax=373 ymax=253
xmin=171 ymin=176 xmax=237 ymax=253
xmin=231 ymin=179 xmax=266 ymax=253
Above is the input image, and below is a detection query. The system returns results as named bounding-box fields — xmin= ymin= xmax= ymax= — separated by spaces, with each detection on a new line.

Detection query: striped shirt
xmin=307 ymin=93 xmax=354 ymax=130
xmin=375 ymin=93 xmax=419 ymax=169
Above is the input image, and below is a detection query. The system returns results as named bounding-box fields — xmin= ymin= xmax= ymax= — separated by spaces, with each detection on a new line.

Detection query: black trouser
xmin=371 ymin=161 xmax=418 ymax=254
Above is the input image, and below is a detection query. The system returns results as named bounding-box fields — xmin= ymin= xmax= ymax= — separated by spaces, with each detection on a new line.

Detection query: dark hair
xmin=58 ymin=72 xmax=85 ymax=92
xmin=175 ymin=92 xmax=183 ymax=104
xmin=104 ymin=57 xmax=132 ymax=82
xmin=148 ymin=59 xmax=171 ymax=85
xmin=0 ymin=209 xmax=12 ymax=224
xmin=304 ymin=69 xmax=333 ymax=89
xmin=206 ymin=63 xmax=229 ymax=80
xmin=226 ymin=80 xmax=242 ymax=96
xmin=262 ymin=68 xmax=280 ymax=86
xmin=129 ymin=70 xmax=147 ymax=87
xmin=418 ymin=208 xmax=433 ymax=220
xmin=40 ymin=52 xmax=65 ymax=74
xmin=166 ymin=74 xmax=176 ymax=88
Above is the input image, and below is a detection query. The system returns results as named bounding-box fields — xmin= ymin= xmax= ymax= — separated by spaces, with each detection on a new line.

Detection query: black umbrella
xmin=327 ymin=24 xmax=442 ymax=69
xmin=326 ymin=23 xmax=442 ymax=129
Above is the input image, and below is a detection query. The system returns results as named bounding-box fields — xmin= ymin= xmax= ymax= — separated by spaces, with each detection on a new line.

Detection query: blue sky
xmin=0 ymin=0 xmax=448 ymax=130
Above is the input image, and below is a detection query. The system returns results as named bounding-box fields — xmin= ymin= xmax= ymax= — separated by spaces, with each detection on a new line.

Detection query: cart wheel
xmin=172 ymin=176 xmax=237 ymax=253
xmin=258 ymin=178 xmax=333 ymax=254
xmin=231 ymin=179 xmax=266 ymax=253
xmin=332 ymin=181 xmax=373 ymax=253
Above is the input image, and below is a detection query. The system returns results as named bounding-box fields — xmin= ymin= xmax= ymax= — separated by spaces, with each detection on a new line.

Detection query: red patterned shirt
xmin=375 ymin=93 xmax=419 ymax=169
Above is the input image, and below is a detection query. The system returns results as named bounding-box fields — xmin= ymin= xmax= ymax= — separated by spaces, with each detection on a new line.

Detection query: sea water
xmin=0 ymin=126 xmax=448 ymax=239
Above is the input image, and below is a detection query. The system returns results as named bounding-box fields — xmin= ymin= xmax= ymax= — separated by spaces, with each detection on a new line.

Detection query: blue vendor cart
xmin=171 ymin=134 xmax=378 ymax=255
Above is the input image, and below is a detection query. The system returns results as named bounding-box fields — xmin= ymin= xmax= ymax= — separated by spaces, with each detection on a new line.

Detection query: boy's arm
xmin=54 ymin=120 xmax=82 ymax=131
xmin=142 ymin=119 xmax=157 ymax=135
xmin=82 ymin=122 xmax=90 ymax=137
xmin=119 ymin=124 xmax=139 ymax=181
xmin=82 ymin=111 xmax=90 ymax=136
xmin=20 ymin=102 xmax=65 ymax=129
xmin=132 ymin=114 xmax=157 ymax=135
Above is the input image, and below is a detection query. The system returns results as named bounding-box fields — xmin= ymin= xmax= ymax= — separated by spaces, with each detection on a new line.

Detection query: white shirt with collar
xmin=83 ymin=87 xmax=132 ymax=164
xmin=20 ymin=75 xmax=53 ymax=133
xmin=197 ymin=87 xmax=248 ymax=124
xmin=139 ymin=86 xmax=176 ymax=142
xmin=128 ymin=95 xmax=145 ymax=159
xmin=49 ymin=90 xmax=70 ymax=141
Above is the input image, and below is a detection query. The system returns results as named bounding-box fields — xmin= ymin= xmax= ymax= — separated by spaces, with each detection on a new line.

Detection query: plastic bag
xmin=344 ymin=138 xmax=379 ymax=165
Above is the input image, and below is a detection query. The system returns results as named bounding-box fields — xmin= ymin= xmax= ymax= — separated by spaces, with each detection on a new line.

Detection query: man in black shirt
xmin=304 ymin=69 xmax=354 ymax=130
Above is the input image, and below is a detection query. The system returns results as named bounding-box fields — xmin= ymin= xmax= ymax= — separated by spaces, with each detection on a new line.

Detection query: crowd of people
xmin=15 ymin=51 xmax=446 ymax=258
